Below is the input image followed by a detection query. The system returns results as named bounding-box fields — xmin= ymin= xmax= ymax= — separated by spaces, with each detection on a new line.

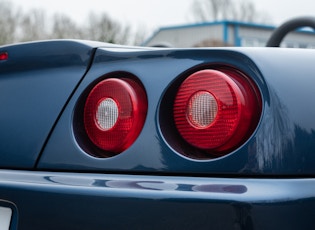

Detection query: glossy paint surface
xmin=0 ymin=41 xmax=95 ymax=168
xmin=1 ymin=40 xmax=315 ymax=229
xmin=0 ymin=170 xmax=315 ymax=229
xmin=36 ymin=46 xmax=315 ymax=175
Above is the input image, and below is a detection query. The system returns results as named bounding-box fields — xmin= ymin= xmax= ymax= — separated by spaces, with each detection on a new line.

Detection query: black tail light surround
xmin=160 ymin=65 xmax=262 ymax=160
xmin=74 ymin=72 xmax=148 ymax=158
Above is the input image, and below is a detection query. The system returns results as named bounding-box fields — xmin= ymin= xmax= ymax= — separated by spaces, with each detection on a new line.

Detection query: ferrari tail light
xmin=0 ymin=52 xmax=8 ymax=61
xmin=83 ymin=77 xmax=147 ymax=156
xmin=173 ymin=68 xmax=261 ymax=158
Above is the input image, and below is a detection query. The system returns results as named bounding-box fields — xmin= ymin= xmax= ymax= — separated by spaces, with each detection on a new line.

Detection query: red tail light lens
xmin=84 ymin=78 xmax=147 ymax=155
xmin=174 ymin=68 xmax=261 ymax=157
xmin=0 ymin=52 xmax=8 ymax=61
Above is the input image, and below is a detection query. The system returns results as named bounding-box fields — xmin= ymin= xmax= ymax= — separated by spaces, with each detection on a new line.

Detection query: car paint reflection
xmin=46 ymin=176 xmax=246 ymax=194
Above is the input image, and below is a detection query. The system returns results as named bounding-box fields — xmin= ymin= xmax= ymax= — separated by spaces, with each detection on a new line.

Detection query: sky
xmin=9 ymin=0 xmax=315 ymax=34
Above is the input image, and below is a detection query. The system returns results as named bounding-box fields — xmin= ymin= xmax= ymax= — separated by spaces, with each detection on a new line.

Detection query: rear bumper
xmin=0 ymin=170 xmax=314 ymax=230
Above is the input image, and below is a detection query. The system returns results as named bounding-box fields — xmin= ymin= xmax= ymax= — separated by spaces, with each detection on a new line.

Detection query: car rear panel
xmin=0 ymin=41 xmax=97 ymax=168
xmin=38 ymin=47 xmax=315 ymax=175
xmin=1 ymin=42 xmax=315 ymax=229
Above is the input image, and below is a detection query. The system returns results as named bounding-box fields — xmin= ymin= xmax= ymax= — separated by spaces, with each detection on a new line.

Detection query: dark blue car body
xmin=0 ymin=40 xmax=315 ymax=229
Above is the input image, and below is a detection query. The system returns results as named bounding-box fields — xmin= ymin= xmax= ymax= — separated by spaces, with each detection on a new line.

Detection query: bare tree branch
xmin=0 ymin=0 xmax=20 ymax=44
xmin=0 ymin=0 xmax=146 ymax=46
xmin=191 ymin=0 xmax=271 ymax=23
xmin=50 ymin=14 xmax=84 ymax=39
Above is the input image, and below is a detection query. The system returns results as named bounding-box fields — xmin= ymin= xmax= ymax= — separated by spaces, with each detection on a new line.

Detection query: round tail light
xmin=173 ymin=68 xmax=261 ymax=157
xmin=84 ymin=77 xmax=147 ymax=156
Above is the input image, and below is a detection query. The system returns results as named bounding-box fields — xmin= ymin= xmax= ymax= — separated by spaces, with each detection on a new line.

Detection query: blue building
xmin=143 ymin=20 xmax=315 ymax=48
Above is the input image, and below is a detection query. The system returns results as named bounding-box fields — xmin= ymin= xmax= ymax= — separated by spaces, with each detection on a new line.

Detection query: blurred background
xmin=1 ymin=0 xmax=315 ymax=47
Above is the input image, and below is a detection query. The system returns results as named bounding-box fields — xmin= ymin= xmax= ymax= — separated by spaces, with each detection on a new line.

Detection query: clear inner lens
xmin=96 ymin=98 xmax=119 ymax=130
xmin=187 ymin=91 xmax=218 ymax=128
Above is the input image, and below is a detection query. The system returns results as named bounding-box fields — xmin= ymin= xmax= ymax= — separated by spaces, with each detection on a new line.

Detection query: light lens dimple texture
xmin=174 ymin=69 xmax=241 ymax=150
xmin=96 ymin=98 xmax=119 ymax=131
xmin=84 ymin=78 xmax=147 ymax=155
xmin=173 ymin=68 xmax=262 ymax=157
xmin=187 ymin=91 xmax=218 ymax=128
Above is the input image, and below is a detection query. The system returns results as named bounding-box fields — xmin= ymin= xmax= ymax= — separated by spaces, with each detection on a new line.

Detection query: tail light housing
xmin=170 ymin=66 xmax=261 ymax=159
xmin=82 ymin=76 xmax=147 ymax=157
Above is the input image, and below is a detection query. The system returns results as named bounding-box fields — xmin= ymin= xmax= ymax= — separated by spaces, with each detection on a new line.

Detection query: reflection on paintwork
xmin=45 ymin=176 xmax=246 ymax=194
xmin=253 ymin=87 xmax=295 ymax=171
xmin=106 ymin=180 xmax=178 ymax=191
xmin=193 ymin=184 xmax=247 ymax=194
xmin=46 ymin=176 xmax=95 ymax=186
xmin=2 ymin=170 xmax=315 ymax=203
